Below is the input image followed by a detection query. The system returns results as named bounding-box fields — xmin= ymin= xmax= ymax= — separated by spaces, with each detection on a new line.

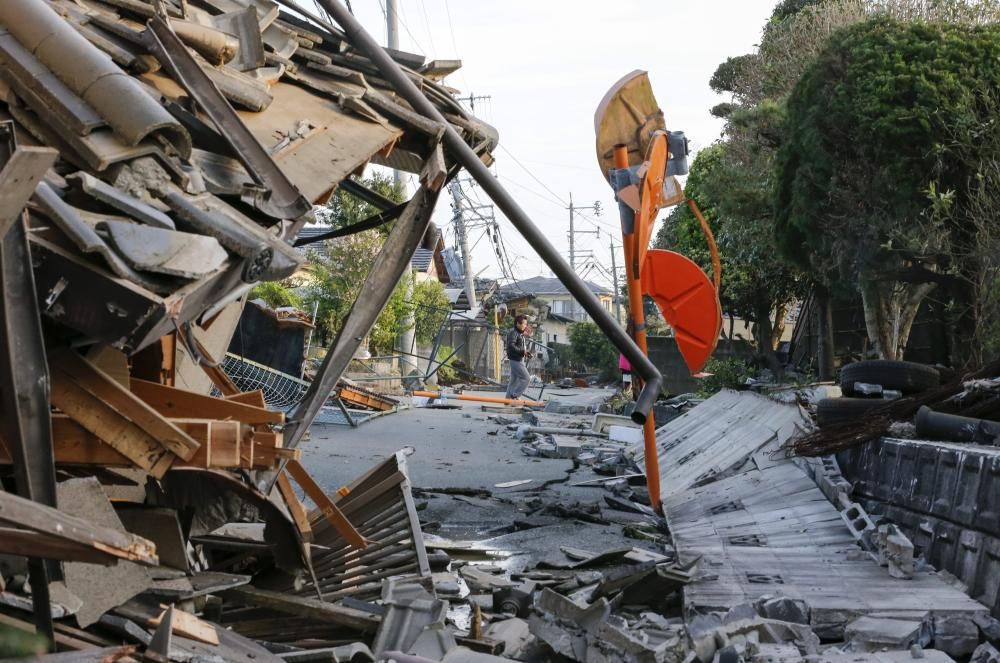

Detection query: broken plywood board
xmin=664 ymin=463 xmax=988 ymax=639
xmin=632 ymin=389 xmax=806 ymax=502
xmin=239 ymin=81 xmax=402 ymax=204
xmin=174 ymin=299 xmax=244 ymax=396
xmin=57 ymin=477 xmax=153 ymax=628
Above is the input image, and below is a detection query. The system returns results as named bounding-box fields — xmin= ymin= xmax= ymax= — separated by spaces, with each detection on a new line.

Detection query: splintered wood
xmin=0 ymin=351 xmax=293 ymax=474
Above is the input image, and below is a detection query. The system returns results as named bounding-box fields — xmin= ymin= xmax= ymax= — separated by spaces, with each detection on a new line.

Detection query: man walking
xmin=505 ymin=314 xmax=532 ymax=400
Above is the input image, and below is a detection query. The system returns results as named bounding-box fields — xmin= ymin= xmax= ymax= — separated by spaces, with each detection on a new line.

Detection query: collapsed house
xmin=0 ymin=0 xmax=503 ymax=657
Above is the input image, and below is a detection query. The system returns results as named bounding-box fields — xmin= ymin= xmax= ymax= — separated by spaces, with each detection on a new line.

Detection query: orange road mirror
xmin=641 ymin=249 xmax=722 ymax=374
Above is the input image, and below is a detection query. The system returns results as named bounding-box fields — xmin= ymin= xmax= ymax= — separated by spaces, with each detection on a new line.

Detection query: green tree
xmin=774 ymin=17 xmax=1000 ymax=362
xmin=567 ymin=321 xmax=618 ymax=379
xmin=303 ymin=173 xmax=410 ymax=352
xmin=412 ymin=279 xmax=450 ymax=345
xmin=656 ymin=142 xmax=801 ymax=375
xmin=248 ymin=280 xmax=303 ymax=309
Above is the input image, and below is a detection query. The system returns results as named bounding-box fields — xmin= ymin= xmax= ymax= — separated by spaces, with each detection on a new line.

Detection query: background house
xmin=501 ymin=276 xmax=616 ymax=346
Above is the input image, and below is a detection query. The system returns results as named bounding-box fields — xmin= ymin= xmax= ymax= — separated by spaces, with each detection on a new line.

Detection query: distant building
xmin=501 ymin=276 xmax=616 ymax=347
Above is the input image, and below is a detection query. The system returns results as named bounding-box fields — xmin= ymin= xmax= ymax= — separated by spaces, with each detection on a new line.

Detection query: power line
xmin=416 ymin=0 xmax=438 ymax=58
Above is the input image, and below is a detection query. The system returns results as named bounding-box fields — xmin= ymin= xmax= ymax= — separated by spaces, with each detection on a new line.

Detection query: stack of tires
xmin=816 ymin=360 xmax=941 ymax=429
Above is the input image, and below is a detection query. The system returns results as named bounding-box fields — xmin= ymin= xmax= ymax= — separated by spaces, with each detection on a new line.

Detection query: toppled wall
xmin=839 ymin=437 xmax=1000 ymax=616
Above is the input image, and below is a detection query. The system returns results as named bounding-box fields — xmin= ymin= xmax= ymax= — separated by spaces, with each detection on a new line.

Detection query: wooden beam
xmin=0 ymin=417 xmax=276 ymax=470
xmin=50 ymin=364 xmax=177 ymax=478
xmin=223 ymin=586 xmax=379 ymax=633
xmin=129 ymin=379 xmax=284 ymax=424
xmin=225 ymin=390 xmax=267 ymax=408
xmin=0 ymin=527 xmax=121 ymax=565
xmin=150 ymin=607 xmax=219 ymax=646
xmin=0 ymin=612 xmax=99 ymax=652
xmin=51 ymin=348 xmax=201 ymax=461
xmin=185 ymin=421 xmax=241 ymax=468
xmin=0 ymin=488 xmax=158 ymax=565
xmin=285 ymin=460 xmax=368 ymax=549
xmin=276 ymin=472 xmax=313 ymax=543
xmin=160 ymin=333 xmax=177 ymax=386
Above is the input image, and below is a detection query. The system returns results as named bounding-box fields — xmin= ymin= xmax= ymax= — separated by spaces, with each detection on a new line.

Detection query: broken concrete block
xmin=971 ymin=642 xmax=1000 ymax=663
xmin=432 ymin=573 xmax=462 ymax=597
xmin=846 ymin=616 xmax=924 ymax=652
xmin=543 ymin=401 xmax=589 ymax=415
xmin=608 ymin=425 xmax=643 ymax=444
xmin=757 ymin=597 xmax=810 ymax=625
xmin=749 ymin=643 xmax=803 ymax=662
xmin=933 ymin=615 xmax=980 ymax=658
xmin=483 ymin=618 xmax=535 ymax=660
xmin=841 ymin=502 xmax=878 ymax=551
xmin=974 ymin=612 xmax=1000 ymax=643
xmin=460 ymin=567 xmax=516 ymax=593
xmin=875 ymin=524 xmax=915 ymax=579
xmin=554 ymin=440 xmax=585 ymax=459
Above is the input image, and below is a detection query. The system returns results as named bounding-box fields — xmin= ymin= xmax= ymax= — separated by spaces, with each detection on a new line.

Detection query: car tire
xmin=840 ymin=360 xmax=940 ymax=395
xmin=816 ymin=397 xmax=890 ymax=428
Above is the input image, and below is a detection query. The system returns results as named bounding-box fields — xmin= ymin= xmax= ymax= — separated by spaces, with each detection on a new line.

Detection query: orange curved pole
xmin=614 ymin=144 xmax=661 ymax=514
xmin=686 ymin=198 xmax=721 ymax=294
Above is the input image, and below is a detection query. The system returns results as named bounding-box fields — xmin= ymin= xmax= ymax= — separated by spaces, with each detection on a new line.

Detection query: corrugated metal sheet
xmin=287 ymin=451 xmax=430 ymax=602
xmin=633 ymin=389 xmax=807 ymax=502
xmin=657 ymin=392 xmax=988 ymax=640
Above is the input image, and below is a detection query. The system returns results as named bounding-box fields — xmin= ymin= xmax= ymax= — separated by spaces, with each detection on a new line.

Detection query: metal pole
xmin=611 ymin=144 xmax=661 ymax=512
xmin=450 ymin=182 xmax=478 ymax=310
xmin=568 ymin=192 xmax=574 ymax=272
xmin=313 ymin=0 xmax=661 ymax=424
xmin=385 ymin=0 xmax=417 ymax=379
xmin=610 ymin=237 xmax=622 ymax=324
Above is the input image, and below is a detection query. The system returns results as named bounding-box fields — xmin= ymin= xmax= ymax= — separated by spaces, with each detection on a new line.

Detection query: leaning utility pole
xmin=610 ymin=236 xmax=622 ymax=324
xmin=450 ymin=181 xmax=478 ymax=310
xmin=386 ymin=0 xmax=418 ymax=377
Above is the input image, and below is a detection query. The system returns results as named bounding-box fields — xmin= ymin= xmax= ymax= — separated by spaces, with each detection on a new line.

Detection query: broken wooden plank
xmin=0 ymin=145 xmax=58 ymax=239
xmin=151 ymin=606 xmax=219 ymax=645
xmin=223 ymin=585 xmax=379 ymax=633
xmin=52 ymin=348 xmax=201 ymax=461
xmin=49 ymin=366 xmax=175 ymax=477
xmin=276 ymin=471 xmax=313 ymax=543
xmin=0 ymin=527 xmax=120 ymax=565
xmin=285 ymin=459 xmax=367 ymax=549
xmin=0 ymin=612 xmax=101 ymax=652
xmin=225 ymin=390 xmax=267 ymax=408
xmin=0 ymin=476 xmax=158 ymax=565
xmin=129 ymin=378 xmax=284 ymax=424
xmin=0 ymin=417 xmax=271 ymax=470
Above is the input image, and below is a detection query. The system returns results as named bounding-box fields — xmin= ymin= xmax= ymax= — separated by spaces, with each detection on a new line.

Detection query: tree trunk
xmin=859 ymin=277 xmax=936 ymax=360
xmin=753 ymin=293 xmax=782 ymax=377
xmin=772 ymin=303 xmax=787 ymax=351
xmin=814 ymin=285 xmax=835 ymax=381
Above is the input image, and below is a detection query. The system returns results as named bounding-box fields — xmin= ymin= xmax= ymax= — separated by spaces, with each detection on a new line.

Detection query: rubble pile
xmin=0 ymin=0 xmax=498 ymax=658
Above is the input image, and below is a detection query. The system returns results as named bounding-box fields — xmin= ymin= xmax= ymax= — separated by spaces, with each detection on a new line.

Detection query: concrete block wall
xmin=839 ymin=438 xmax=1000 ymax=615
